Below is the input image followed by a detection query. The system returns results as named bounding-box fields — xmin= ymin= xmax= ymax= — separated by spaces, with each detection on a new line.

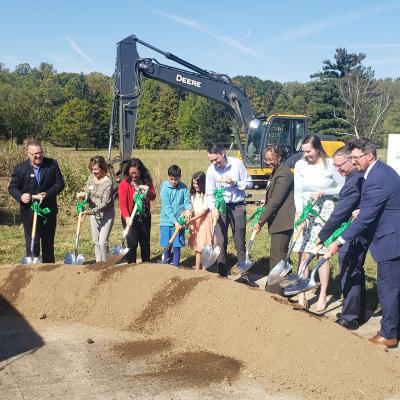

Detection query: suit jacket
xmin=319 ymin=170 xmax=364 ymax=243
xmin=342 ymin=161 xmax=400 ymax=263
xmin=258 ymin=163 xmax=295 ymax=234
xmin=8 ymin=157 xmax=65 ymax=218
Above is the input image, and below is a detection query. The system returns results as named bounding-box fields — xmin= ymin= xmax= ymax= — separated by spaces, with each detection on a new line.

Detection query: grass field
xmin=0 ymin=146 xmax=380 ymax=309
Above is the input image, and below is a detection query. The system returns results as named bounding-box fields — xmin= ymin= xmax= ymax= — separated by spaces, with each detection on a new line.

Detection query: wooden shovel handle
xmin=76 ymin=211 xmax=83 ymax=237
xmin=123 ymin=203 xmax=138 ymax=238
xmin=292 ymin=222 xmax=305 ymax=243
xmin=31 ymin=209 xmax=38 ymax=241
xmin=168 ymin=227 xmax=181 ymax=245
xmin=250 ymin=229 xmax=257 ymax=241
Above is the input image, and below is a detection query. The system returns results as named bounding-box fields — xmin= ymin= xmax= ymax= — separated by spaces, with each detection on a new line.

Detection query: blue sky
xmin=1 ymin=0 xmax=400 ymax=82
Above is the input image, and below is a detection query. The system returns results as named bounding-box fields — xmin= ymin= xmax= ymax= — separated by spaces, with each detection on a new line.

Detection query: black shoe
xmin=235 ymin=275 xmax=259 ymax=288
xmin=335 ymin=317 xmax=359 ymax=330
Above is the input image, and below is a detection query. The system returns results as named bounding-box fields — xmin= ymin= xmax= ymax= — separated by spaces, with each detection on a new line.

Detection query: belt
xmin=227 ymin=201 xmax=245 ymax=207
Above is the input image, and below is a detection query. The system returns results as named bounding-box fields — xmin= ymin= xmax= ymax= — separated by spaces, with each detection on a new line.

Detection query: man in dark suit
xmin=317 ymin=145 xmax=369 ymax=330
xmin=327 ymin=138 xmax=400 ymax=348
xmin=254 ymin=145 xmax=295 ymax=293
xmin=9 ymin=139 xmax=65 ymax=263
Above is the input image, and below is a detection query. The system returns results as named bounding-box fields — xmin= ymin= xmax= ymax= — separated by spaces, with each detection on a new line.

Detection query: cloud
xmin=65 ymin=36 xmax=93 ymax=64
xmin=273 ymin=3 xmax=400 ymax=43
xmin=151 ymin=9 xmax=260 ymax=57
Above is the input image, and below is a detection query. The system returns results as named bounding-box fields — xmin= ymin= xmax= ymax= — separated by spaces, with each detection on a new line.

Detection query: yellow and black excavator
xmin=107 ymin=35 xmax=343 ymax=201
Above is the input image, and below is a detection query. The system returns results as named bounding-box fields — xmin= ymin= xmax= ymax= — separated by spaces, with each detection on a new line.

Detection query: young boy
xmin=160 ymin=165 xmax=192 ymax=266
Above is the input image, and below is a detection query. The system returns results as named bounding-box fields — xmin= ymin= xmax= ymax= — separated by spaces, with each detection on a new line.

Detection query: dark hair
xmin=190 ymin=171 xmax=206 ymax=195
xmin=123 ymin=157 xmax=153 ymax=185
xmin=89 ymin=155 xmax=108 ymax=174
xmin=168 ymin=164 xmax=181 ymax=178
xmin=207 ymin=143 xmax=225 ymax=155
xmin=301 ymin=134 xmax=328 ymax=160
xmin=264 ymin=145 xmax=283 ymax=160
xmin=348 ymin=138 xmax=377 ymax=158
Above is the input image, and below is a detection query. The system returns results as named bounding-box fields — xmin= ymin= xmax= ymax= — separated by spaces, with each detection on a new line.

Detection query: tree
xmin=312 ymin=48 xmax=367 ymax=79
xmin=335 ymin=70 xmax=394 ymax=141
xmin=51 ymin=98 xmax=93 ymax=150
xmin=176 ymin=94 xmax=202 ymax=149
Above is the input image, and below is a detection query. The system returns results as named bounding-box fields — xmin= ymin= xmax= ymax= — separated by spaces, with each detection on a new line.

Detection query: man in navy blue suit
xmin=317 ymin=146 xmax=369 ymax=330
xmin=328 ymin=138 xmax=400 ymax=348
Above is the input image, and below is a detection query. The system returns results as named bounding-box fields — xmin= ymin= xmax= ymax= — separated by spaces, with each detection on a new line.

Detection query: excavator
xmin=107 ymin=35 xmax=343 ymax=201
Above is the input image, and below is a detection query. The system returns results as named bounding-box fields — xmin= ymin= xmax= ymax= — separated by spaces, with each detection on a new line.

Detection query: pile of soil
xmin=0 ymin=263 xmax=399 ymax=399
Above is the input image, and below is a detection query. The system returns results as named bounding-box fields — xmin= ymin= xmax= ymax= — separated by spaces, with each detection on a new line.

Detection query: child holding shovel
xmin=77 ymin=156 xmax=114 ymax=262
xmin=160 ymin=165 xmax=192 ymax=267
xmin=118 ymin=158 xmax=156 ymax=264
xmin=188 ymin=171 xmax=212 ymax=270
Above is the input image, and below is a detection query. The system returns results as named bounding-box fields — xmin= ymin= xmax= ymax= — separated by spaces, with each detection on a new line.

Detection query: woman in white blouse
xmin=293 ymin=135 xmax=344 ymax=311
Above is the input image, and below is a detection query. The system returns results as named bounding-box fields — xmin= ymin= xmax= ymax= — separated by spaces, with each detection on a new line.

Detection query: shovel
xmin=107 ymin=203 xmax=138 ymax=264
xmin=201 ymin=216 xmax=221 ymax=269
xmin=279 ymin=244 xmax=322 ymax=288
xmin=267 ymin=222 xmax=305 ymax=285
xmin=161 ymin=226 xmax=184 ymax=264
xmin=22 ymin=196 xmax=43 ymax=265
xmin=64 ymin=211 xmax=85 ymax=265
xmin=237 ymin=229 xmax=257 ymax=273
xmin=283 ymin=252 xmax=332 ymax=296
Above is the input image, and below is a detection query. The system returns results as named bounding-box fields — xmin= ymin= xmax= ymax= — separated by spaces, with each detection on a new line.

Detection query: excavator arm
xmin=108 ymin=35 xmax=259 ymax=164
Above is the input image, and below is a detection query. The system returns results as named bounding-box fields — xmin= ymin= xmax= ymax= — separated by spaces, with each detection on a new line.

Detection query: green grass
xmin=0 ymin=147 xmax=379 ymax=309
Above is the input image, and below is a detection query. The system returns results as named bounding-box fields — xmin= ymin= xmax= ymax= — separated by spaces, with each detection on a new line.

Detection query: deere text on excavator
xmin=107 ymin=35 xmax=343 ymax=201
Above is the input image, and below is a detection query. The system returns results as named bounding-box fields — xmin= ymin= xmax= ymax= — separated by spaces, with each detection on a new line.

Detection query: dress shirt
xmin=206 ymin=156 xmax=252 ymax=209
xmin=364 ymin=160 xmax=377 ymax=180
xmin=32 ymin=163 xmax=41 ymax=187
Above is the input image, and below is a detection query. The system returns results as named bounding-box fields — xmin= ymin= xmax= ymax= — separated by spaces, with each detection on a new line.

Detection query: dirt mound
xmin=0 ymin=263 xmax=399 ymax=399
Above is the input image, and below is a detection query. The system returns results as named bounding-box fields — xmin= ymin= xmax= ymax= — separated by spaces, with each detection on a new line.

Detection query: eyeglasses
xmin=28 ymin=151 xmax=43 ymax=157
xmin=351 ymin=153 xmax=369 ymax=161
xmin=333 ymin=159 xmax=350 ymax=170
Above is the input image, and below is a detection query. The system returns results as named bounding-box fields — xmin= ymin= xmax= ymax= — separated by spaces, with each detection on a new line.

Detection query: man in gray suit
xmin=254 ymin=145 xmax=295 ymax=293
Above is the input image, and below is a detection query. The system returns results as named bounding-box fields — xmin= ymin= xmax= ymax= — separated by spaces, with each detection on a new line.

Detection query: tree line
xmin=1 ymin=48 xmax=400 ymax=149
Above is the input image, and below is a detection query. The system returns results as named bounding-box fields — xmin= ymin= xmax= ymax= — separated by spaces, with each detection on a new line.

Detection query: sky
xmin=1 ymin=0 xmax=400 ymax=83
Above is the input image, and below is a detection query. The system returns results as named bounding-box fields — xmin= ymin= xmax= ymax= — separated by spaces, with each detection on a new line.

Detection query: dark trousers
xmin=22 ymin=212 xmax=57 ymax=263
xmin=338 ymin=239 xmax=368 ymax=322
xmin=377 ymin=256 xmax=400 ymax=339
xmin=265 ymin=229 xmax=293 ymax=295
xmin=122 ymin=215 xmax=151 ymax=263
xmin=214 ymin=203 xmax=246 ymax=277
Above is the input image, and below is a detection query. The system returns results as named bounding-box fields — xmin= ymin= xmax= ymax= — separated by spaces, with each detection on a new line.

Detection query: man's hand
xmin=225 ymin=176 xmax=237 ymax=186
xmin=315 ymin=238 xmax=322 ymax=247
xmin=21 ymin=193 xmax=31 ymax=204
xmin=352 ymin=209 xmax=360 ymax=219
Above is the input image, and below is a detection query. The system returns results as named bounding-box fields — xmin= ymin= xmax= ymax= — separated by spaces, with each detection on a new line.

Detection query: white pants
xmin=90 ymin=212 xmax=115 ymax=262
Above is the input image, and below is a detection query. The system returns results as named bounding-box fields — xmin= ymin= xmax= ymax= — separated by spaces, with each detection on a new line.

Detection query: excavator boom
xmin=109 ymin=35 xmax=259 ymax=163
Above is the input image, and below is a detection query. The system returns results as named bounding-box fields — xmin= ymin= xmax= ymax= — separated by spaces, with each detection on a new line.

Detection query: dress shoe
xmin=335 ymin=317 xmax=359 ymax=330
xmin=369 ymin=334 xmax=398 ymax=348
xmin=235 ymin=275 xmax=259 ymax=288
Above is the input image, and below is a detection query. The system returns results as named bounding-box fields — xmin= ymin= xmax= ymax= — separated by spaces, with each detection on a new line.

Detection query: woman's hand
xmin=310 ymin=192 xmax=322 ymax=201
xmin=138 ymin=184 xmax=149 ymax=193
xmin=77 ymin=192 xmax=87 ymax=200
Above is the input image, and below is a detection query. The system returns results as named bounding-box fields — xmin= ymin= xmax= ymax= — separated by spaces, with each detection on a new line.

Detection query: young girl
xmin=118 ymin=158 xmax=156 ymax=264
xmin=188 ymin=171 xmax=212 ymax=270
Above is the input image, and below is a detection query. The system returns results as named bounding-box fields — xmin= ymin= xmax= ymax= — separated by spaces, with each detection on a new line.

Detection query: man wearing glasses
xmin=206 ymin=143 xmax=255 ymax=286
xmin=316 ymin=145 xmax=370 ymax=330
xmin=9 ymin=139 xmax=65 ymax=263
xmin=327 ymin=138 xmax=400 ymax=348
